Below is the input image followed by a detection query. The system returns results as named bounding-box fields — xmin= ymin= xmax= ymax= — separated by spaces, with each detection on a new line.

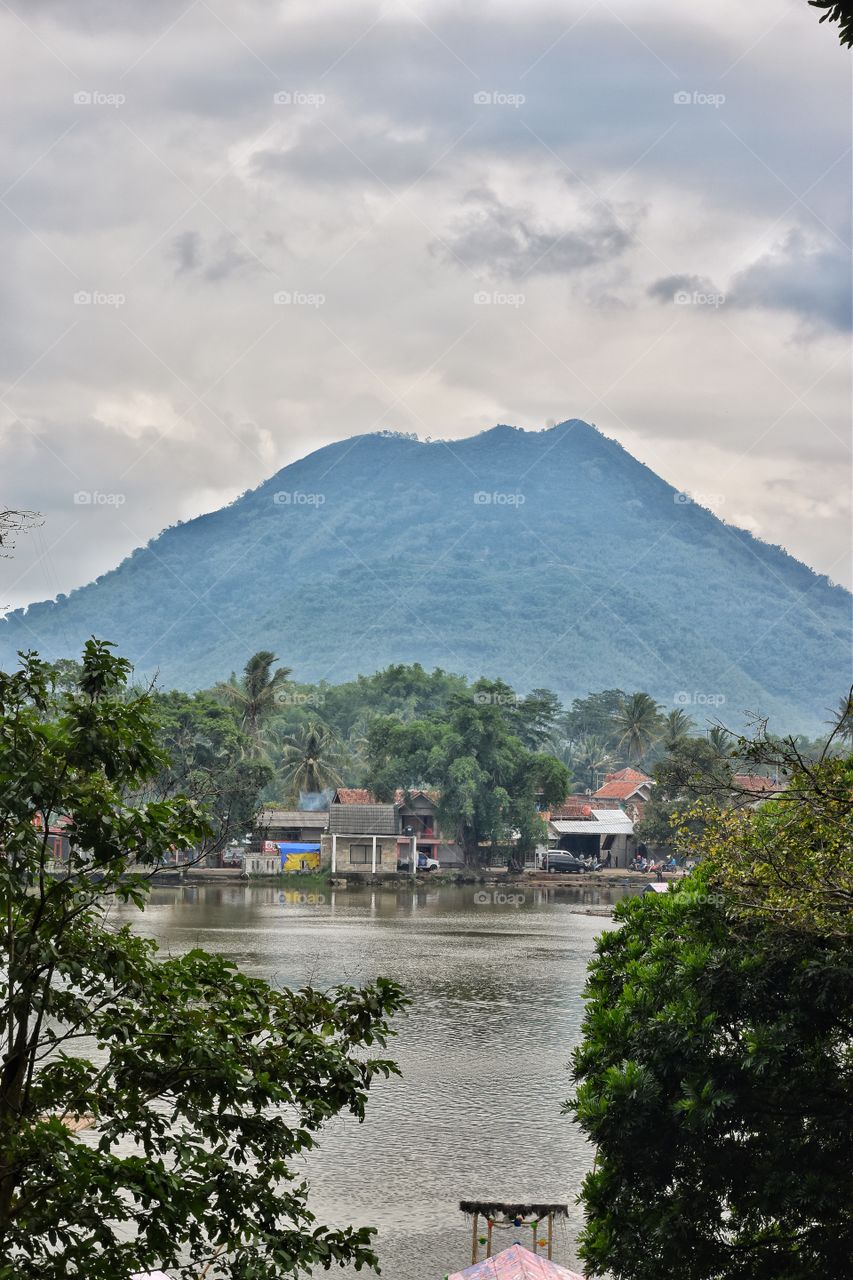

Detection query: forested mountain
xmin=2 ymin=420 xmax=849 ymax=733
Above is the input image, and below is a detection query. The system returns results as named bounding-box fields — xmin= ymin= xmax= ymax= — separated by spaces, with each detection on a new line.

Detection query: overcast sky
xmin=1 ymin=0 xmax=850 ymax=610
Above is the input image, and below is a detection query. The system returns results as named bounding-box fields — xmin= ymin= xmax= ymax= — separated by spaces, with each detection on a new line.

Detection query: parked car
xmin=397 ymin=853 xmax=440 ymax=872
xmin=544 ymin=852 xmax=599 ymax=873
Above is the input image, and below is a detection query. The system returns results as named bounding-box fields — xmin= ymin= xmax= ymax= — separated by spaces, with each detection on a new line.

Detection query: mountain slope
xmin=2 ymin=421 xmax=849 ymax=732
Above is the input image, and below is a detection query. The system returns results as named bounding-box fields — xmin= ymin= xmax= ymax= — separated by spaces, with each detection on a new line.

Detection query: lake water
xmin=118 ymin=882 xmax=636 ymax=1280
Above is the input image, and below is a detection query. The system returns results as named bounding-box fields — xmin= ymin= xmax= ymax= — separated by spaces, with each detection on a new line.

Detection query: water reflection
xmin=116 ymin=883 xmax=633 ymax=1279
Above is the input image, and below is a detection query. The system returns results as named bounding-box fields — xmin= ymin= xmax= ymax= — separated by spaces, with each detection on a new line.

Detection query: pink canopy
xmin=448 ymin=1244 xmax=584 ymax=1280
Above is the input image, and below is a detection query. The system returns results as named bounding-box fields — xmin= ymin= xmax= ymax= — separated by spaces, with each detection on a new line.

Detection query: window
xmin=349 ymin=843 xmax=383 ymax=864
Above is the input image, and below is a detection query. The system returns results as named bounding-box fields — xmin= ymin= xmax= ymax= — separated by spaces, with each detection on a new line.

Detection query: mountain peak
xmin=1 ymin=421 xmax=847 ymax=733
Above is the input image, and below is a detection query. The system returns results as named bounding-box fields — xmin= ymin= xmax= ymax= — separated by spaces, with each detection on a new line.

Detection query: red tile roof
xmin=549 ymin=799 xmax=595 ymax=820
xmin=594 ymin=767 xmax=653 ymax=800
xmin=732 ymin=774 xmax=778 ymax=794
xmin=604 ymin=767 xmax=652 ymax=783
xmin=394 ymin=788 xmax=440 ymax=805
xmin=334 ymin=787 xmax=440 ymax=806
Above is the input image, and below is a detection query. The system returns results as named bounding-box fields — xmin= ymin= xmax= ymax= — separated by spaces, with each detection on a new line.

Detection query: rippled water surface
xmin=119 ymin=883 xmax=635 ymax=1279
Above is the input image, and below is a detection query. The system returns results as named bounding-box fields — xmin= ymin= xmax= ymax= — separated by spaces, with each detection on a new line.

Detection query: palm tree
xmin=216 ymin=651 xmax=292 ymax=752
xmin=276 ymin=721 xmax=346 ymax=799
xmin=570 ymin=736 xmax=614 ymax=793
xmin=342 ymin=715 xmax=372 ymax=777
xmin=660 ymin=708 xmax=695 ymax=753
xmin=611 ymin=692 xmax=663 ymax=766
xmin=706 ymin=724 xmax=733 ymax=762
xmin=833 ymin=690 xmax=853 ymax=743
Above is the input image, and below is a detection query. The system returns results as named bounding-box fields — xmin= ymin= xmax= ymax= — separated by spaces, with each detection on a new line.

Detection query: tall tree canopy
xmin=147 ymin=686 xmax=273 ymax=852
xmin=610 ymin=691 xmax=664 ymax=764
xmin=0 ymin=642 xmax=405 ymax=1280
xmin=365 ymin=678 xmax=569 ymax=866
xmin=215 ymin=650 xmax=292 ymax=750
xmin=275 ymin=719 xmax=345 ymax=799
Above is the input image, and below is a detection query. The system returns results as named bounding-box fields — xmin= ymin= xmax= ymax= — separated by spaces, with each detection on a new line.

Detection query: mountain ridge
xmin=2 ymin=420 xmax=849 ymax=733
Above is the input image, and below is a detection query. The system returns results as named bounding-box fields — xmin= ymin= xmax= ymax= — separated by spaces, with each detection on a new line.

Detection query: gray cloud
xmin=170 ymin=231 xmax=256 ymax=282
xmin=430 ymin=187 xmax=634 ymax=278
xmin=729 ymin=231 xmax=852 ymax=331
xmin=647 ymin=274 xmax=722 ymax=303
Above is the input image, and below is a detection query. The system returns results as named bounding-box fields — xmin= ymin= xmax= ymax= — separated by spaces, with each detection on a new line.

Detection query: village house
xmin=546 ymin=798 xmax=636 ymax=868
xmin=591 ymin=767 xmax=654 ymax=822
xmin=330 ymin=788 xmax=465 ymax=869
xmin=255 ymin=806 xmax=329 ymax=844
xmin=323 ymin=802 xmax=416 ymax=876
xmin=247 ymin=807 xmax=329 ymax=874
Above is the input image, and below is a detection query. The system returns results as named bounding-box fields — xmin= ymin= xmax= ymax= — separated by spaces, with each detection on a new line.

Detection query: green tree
xmin=570 ymin=864 xmax=853 ymax=1279
xmin=706 ymin=723 xmax=734 ymax=761
xmin=0 ymin=642 xmax=405 ymax=1280
xmin=215 ymin=650 xmax=292 ymax=751
xmin=561 ymin=689 xmax=628 ymax=747
xmin=568 ymin=735 xmax=614 ymax=793
xmin=275 ymin=719 xmax=346 ymax=798
xmin=659 ymin=707 xmax=695 ymax=753
xmin=637 ymin=735 xmax=733 ymax=851
xmin=834 ymin=689 xmax=853 ymax=743
xmin=366 ymin=679 xmax=569 ymax=866
xmin=611 ymin=691 xmax=663 ymax=765
xmin=505 ymin=687 xmax=563 ymax=750
xmin=148 ymin=687 xmax=272 ymax=853
xmin=316 ymin=664 xmax=469 ymax=737
xmin=683 ymin=726 xmax=853 ymax=936
xmin=573 ymin=733 xmax=853 ymax=1278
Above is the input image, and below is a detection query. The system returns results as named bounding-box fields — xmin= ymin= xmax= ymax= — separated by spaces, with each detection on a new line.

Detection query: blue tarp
xmin=276 ymin=842 xmax=321 ymax=854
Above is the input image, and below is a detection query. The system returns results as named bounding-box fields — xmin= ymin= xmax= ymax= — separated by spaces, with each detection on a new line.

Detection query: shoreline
xmin=169 ymin=867 xmax=663 ymax=891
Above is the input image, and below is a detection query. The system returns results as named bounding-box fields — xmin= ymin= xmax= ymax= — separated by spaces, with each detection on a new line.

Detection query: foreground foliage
xmin=683 ymin=740 xmax=853 ymax=937
xmin=571 ymin=744 xmax=853 ymax=1279
xmin=0 ymin=643 xmax=406 ymax=1279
